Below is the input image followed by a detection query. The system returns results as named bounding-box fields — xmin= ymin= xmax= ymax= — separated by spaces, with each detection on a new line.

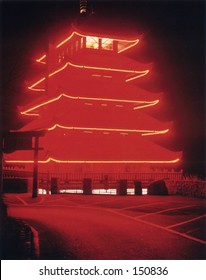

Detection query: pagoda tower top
xmin=80 ymin=0 xmax=87 ymax=14
xmin=35 ymin=25 xmax=141 ymax=66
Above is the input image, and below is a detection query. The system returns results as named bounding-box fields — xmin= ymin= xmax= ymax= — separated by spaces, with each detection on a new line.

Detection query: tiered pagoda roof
xmin=6 ymin=25 xmax=182 ymax=171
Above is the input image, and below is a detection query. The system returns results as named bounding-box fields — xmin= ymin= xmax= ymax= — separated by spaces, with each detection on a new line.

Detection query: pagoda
xmin=5 ymin=22 xmax=182 ymax=176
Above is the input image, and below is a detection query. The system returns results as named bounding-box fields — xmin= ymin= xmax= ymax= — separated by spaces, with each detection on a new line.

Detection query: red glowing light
xmin=56 ymin=31 xmax=139 ymax=51
xmin=28 ymin=77 xmax=46 ymax=91
xmin=6 ymin=157 xmax=180 ymax=164
xmin=133 ymin=100 xmax=159 ymax=110
xmin=141 ymin=129 xmax=169 ymax=136
xmin=117 ymin=40 xmax=139 ymax=53
xmin=56 ymin=31 xmax=76 ymax=48
xmin=21 ymin=93 xmax=159 ymax=116
xmin=28 ymin=61 xmax=149 ymax=91
xmin=7 ymin=26 xmax=182 ymax=174
xmin=47 ymin=124 xmax=169 ymax=136
xmin=36 ymin=54 xmax=46 ymax=64
xmin=36 ymin=30 xmax=140 ymax=63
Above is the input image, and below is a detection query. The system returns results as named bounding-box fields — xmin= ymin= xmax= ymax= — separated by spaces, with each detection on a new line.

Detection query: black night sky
xmin=1 ymin=0 xmax=205 ymax=178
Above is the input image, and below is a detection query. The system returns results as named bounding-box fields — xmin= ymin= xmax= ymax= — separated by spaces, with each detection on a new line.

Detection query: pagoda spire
xmin=80 ymin=0 xmax=87 ymax=14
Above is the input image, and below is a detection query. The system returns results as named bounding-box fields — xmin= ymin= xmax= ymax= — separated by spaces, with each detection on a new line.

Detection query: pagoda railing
xmin=3 ymin=169 xmax=206 ymax=198
xmin=3 ymin=169 xmax=183 ymax=181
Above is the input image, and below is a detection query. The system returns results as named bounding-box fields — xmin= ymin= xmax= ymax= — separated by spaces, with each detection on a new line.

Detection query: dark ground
xmin=1 ymin=193 xmax=206 ymax=260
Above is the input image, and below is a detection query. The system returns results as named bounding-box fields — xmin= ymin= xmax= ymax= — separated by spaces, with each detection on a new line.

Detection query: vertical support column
xmin=99 ymin=38 xmax=102 ymax=50
xmin=46 ymin=171 xmax=50 ymax=194
xmin=32 ymin=136 xmax=39 ymax=198
xmin=117 ymin=179 xmax=127 ymax=195
xmin=134 ymin=180 xmax=142 ymax=195
xmin=83 ymin=178 xmax=92 ymax=195
xmin=51 ymin=177 xmax=58 ymax=194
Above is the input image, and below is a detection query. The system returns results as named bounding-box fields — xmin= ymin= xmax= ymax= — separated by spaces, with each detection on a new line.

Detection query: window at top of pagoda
xmin=102 ymin=38 xmax=113 ymax=50
xmin=86 ymin=36 xmax=114 ymax=51
xmin=36 ymin=31 xmax=140 ymax=65
xmin=86 ymin=36 xmax=99 ymax=49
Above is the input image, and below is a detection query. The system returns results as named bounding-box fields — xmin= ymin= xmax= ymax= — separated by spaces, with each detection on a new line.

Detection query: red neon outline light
xmin=28 ymin=61 xmax=149 ymax=91
xmin=28 ymin=77 xmax=46 ymax=91
xmin=6 ymin=158 xmax=180 ymax=164
xmin=133 ymin=100 xmax=159 ymax=110
xmin=21 ymin=93 xmax=159 ymax=116
xmin=118 ymin=41 xmax=139 ymax=54
xmin=141 ymin=129 xmax=169 ymax=136
xmin=36 ymin=54 xmax=46 ymax=64
xmin=36 ymin=31 xmax=140 ymax=63
xmin=56 ymin=31 xmax=139 ymax=50
xmin=47 ymin=124 xmax=169 ymax=136
xmin=56 ymin=31 xmax=76 ymax=48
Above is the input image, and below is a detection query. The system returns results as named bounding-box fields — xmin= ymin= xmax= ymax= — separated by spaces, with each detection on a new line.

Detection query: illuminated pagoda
xmin=5 ymin=23 xmax=182 ymax=177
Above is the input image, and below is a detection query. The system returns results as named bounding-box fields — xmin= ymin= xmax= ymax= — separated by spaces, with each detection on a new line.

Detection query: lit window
xmin=86 ymin=36 xmax=99 ymax=49
xmin=102 ymin=38 xmax=113 ymax=50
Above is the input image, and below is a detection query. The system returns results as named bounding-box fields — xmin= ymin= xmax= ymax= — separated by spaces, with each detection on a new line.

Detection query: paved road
xmin=3 ymin=194 xmax=206 ymax=260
